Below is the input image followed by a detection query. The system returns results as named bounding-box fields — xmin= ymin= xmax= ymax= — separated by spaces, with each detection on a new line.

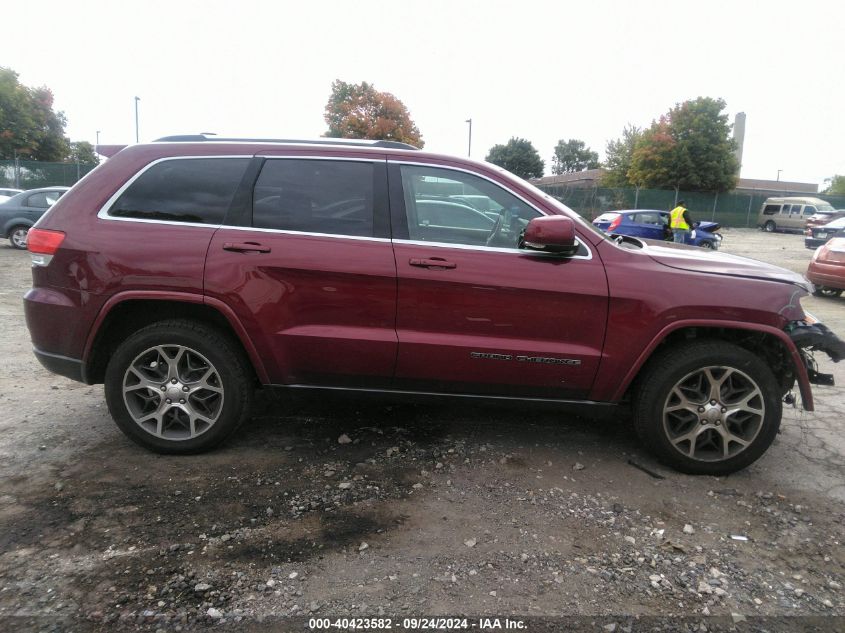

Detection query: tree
xmin=823 ymin=175 xmax=845 ymax=195
xmin=601 ymin=125 xmax=641 ymax=187
xmin=551 ymin=138 xmax=599 ymax=174
xmin=0 ymin=67 xmax=69 ymax=161
xmin=324 ymin=80 xmax=424 ymax=148
xmin=68 ymin=141 xmax=99 ymax=165
xmin=485 ymin=137 xmax=544 ymax=180
xmin=627 ymin=97 xmax=739 ymax=192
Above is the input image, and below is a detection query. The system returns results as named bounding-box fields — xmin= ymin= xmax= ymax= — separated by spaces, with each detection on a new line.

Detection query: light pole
xmin=465 ymin=118 xmax=472 ymax=157
xmin=134 ymin=96 xmax=141 ymax=143
xmin=776 ymin=169 xmax=782 ymax=182
xmin=95 ymin=130 xmax=100 ymax=155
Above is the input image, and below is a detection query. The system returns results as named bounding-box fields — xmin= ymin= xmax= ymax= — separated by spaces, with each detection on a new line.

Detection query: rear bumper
xmin=33 ymin=348 xmax=85 ymax=383
xmin=806 ymin=262 xmax=845 ymax=291
xmin=805 ymin=238 xmax=827 ymax=250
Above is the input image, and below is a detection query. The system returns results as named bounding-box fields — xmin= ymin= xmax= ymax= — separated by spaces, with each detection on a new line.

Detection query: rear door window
xmin=109 ymin=158 xmax=249 ymax=224
xmin=26 ymin=191 xmax=63 ymax=208
xmin=252 ymin=159 xmax=375 ymax=237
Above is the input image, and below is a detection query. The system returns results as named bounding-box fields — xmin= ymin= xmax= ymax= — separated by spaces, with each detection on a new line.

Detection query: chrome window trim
xmin=389 ymin=160 xmax=592 ymax=260
xmin=217 ymin=225 xmax=391 ymax=243
xmin=259 ymin=155 xmax=385 ymax=163
xmin=97 ymin=155 xmax=388 ymax=235
xmin=392 ymin=238 xmax=592 ymax=260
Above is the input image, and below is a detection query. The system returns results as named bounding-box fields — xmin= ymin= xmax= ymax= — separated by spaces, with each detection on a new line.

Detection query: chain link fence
xmin=537 ymin=184 xmax=845 ymax=228
xmin=0 ymin=160 xmax=99 ymax=190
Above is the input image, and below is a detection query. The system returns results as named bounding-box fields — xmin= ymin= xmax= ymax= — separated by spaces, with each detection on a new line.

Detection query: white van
xmin=757 ymin=197 xmax=835 ymax=232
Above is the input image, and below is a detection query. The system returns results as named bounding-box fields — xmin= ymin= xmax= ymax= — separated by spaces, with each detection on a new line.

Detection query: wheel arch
xmin=614 ymin=320 xmax=813 ymax=411
xmin=83 ymin=293 xmax=269 ymax=385
xmin=4 ymin=218 xmax=34 ymax=237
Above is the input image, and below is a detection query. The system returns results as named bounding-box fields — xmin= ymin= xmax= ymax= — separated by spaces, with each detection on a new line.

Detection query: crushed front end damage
xmin=786 ymin=320 xmax=845 ymax=386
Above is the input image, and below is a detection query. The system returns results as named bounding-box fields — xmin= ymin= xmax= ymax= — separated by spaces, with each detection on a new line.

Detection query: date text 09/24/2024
xmin=308 ymin=617 xmax=526 ymax=630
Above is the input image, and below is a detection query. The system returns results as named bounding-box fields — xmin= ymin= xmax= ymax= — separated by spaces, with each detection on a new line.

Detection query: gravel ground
xmin=0 ymin=229 xmax=843 ymax=632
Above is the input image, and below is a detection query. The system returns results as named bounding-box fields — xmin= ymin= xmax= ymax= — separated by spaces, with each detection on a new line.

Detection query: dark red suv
xmin=23 ymin=137 xmax=845 ymax=475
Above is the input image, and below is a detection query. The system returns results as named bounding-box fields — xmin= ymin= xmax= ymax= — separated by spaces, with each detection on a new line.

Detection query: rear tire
xmin=633 ymin=340 xmax=781 ymax=475
xmin=8 ymin=225 xmax=29 ymax=250
xmin=104 ymin=319 xmax=254 ymax=454
xmin=699 ymin=240 xmax=714 ymax=249
xmin=764 ymin=220 xmax=776 ymax=232
xmin=812 ymin=287 xmax=843 ymax=298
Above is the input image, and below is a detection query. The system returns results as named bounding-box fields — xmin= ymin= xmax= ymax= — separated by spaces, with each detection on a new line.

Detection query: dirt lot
xmin=0 ymin=229 xmax=843 ymax=632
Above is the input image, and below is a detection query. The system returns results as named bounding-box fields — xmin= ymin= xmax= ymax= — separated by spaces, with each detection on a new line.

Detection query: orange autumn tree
xmin=323 ymin=80 xmax=424 ymax=148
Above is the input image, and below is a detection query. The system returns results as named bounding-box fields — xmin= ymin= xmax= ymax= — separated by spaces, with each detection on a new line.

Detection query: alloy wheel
xmin=10 ymin=227 xmax=28 ymax=249
xmin=122 ymin=345 xmax=224 ymax=440
xmin=662 ymin=366 xmax=764 ymax=462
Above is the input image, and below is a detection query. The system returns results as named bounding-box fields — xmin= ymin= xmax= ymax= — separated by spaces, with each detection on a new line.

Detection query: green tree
xmin=628 ymin=97 xmax=738 ymax=192
xmin=324 ymin=80 xmax=424 ymax=148
xmin=485 ymin=137 xmax=544 ymax=180
xmin=823 ymin=175 xmax=845 ymax=195
xmin=68 ymin=141 xmax=100 ymax=165
xmin=551 ymin=138 xmax=599 ymax=174
xmin=0 ymin=67 xmax=69 ymax=161
xmin=601 ymin=125 xmax=641 ymax=187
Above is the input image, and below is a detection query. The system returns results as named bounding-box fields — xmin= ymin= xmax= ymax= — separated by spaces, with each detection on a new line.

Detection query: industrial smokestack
xmin=733 ymin=112 xmax=746 ymax=177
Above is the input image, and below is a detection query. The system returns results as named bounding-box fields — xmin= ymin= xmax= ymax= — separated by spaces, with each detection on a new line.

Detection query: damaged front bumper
xmin=786 ymin=318 xmax=845 ymax=386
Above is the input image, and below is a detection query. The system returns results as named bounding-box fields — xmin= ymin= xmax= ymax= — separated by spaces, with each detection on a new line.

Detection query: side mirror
xmin=522 ymin=216 xmax=578 ymax=256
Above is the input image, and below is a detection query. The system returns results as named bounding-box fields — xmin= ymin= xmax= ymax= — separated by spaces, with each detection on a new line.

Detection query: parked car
xmin=807 ymin=237 xmax=845 ymax=297
xmin=23 ymin=136 xmax=845 ymax=475
xmin=0 ymin=187 xmax=24 ymax=198
xmin=592 ymin=209 xmax=723 ymax=249
xmin=805 ymin=209 xmax=845 ymax=237
xmin=756 ymin=196 xmax=834 ymax=233
xmin=1 ymin=187 xmax=70 ymax=249
xmin=805 ymin=217 xmax=845 ymax=250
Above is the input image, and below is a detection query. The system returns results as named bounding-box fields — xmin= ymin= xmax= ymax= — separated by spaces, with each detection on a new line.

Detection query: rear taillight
xmin=608 ymin=215 xmax=622 ymax=231
xmin=27 ymin=228 xmax=65 ymax=267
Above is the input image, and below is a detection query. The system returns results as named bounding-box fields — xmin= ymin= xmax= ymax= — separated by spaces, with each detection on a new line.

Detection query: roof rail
xmin=153 ymin=135 xmax=419 ymax=150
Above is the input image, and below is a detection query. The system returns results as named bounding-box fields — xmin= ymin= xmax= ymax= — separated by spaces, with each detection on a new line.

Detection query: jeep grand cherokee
xmin=23 ymin=136 xmax=845 ymax=475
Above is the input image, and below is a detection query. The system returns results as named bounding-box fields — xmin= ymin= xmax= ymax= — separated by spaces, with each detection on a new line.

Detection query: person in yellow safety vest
xmin=669 ymin=200 xmax=695 ymax=244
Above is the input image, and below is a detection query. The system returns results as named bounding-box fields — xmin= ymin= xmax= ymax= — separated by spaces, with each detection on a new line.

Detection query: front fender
xmin=605 ymin=319 xmax=814 ymax=411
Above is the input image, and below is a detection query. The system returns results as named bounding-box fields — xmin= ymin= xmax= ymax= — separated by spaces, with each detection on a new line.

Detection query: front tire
xmin=812 ymin=286 xmax=843 ymax=298
xmin=699 ymin=240 xmax=714 ymax=249
xmin=8 ymin=225 xmax=29 ymax=250
xmin=633 ymin=340 xmax=782 ymax=475
xmin=104 ymin=319 xmax=254 ymax=453
xmin=764 ymin=220 xmax=776 ymax=232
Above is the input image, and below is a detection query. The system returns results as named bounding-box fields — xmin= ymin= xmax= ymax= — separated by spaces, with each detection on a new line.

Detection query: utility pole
xmin=465 ymin=118 xmax=472 ymax=157
xmin=134 ymin=97 xmax=141 ymax=143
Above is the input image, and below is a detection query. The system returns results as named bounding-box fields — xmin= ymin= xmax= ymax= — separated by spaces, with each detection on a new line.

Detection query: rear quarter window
xmin=108 ymin=158 xmax=250 ymax=224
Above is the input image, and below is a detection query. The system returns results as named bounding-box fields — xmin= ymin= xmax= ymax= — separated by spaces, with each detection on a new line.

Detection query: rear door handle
xmin=223 ymin=241 xmax=271 ymax=253
xmin=409 ymin=257 xmax=456 ymax=269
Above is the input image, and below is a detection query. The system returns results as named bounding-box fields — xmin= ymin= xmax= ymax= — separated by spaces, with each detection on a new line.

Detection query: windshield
xmin=817 ymin=204 xmax=835 ymax=212
xmin=824 ymin=217 xmax=845 ymax=229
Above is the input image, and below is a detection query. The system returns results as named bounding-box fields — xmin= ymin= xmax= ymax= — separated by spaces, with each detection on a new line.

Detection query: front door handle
xmin=223 ymin=241 xmax=271 ymax=253
xmin=409 ymin=257 xmax=456 ymax=269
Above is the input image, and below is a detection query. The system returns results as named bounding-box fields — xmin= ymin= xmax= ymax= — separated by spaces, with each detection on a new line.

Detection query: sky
xmin=4 ymin=0 xmax=843 ymax=187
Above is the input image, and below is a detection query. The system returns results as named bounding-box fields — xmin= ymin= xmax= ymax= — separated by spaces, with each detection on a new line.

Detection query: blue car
xmin=592 ymin=209 xmax=723 ymax=249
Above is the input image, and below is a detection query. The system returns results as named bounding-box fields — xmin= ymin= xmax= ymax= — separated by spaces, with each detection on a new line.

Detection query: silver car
xmin=1 ymin=187 xmax=69 ymax=249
